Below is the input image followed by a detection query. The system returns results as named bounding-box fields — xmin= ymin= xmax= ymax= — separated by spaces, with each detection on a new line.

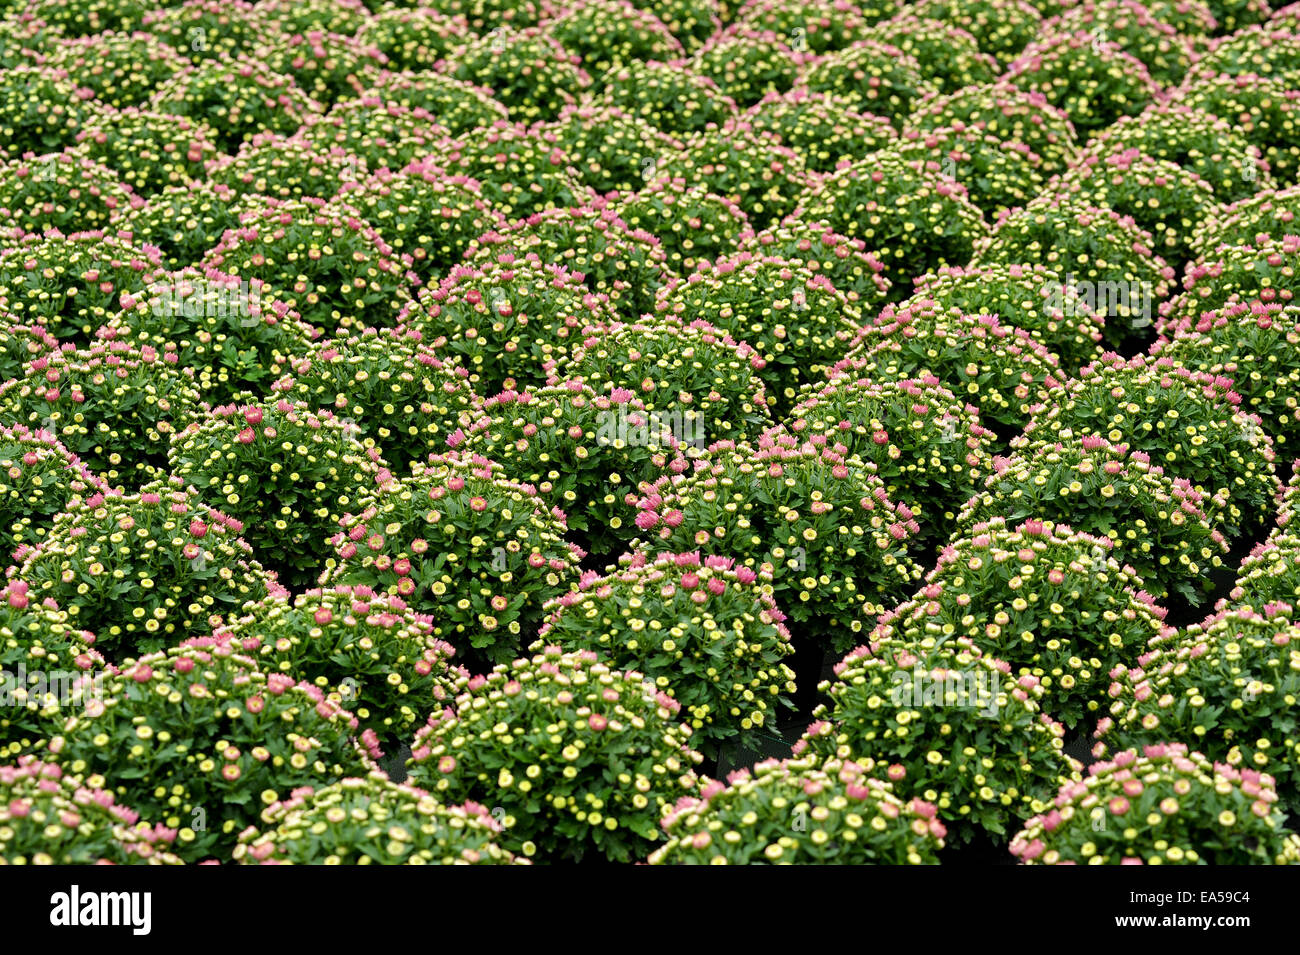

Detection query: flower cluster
xmin=270 ymin=328 xmax=481 ymax=473
xmin=863 ymin=12 xmax=999 ymax=94
xmin=956 ymin=436 xmax=1230 ymax=605
xmin=1175 ymin=72 xmax=1300 ymax=184
xmin=38 ymin=643 xmax=377 ymax=863
xmin=0 ymin=578 xmax=101 ymax=754
xmin=888 ymin=125 xmax=1046 ymax=221
xmin=692 ymin=27 xmax=803 ymax=109
xmin=739 ymin=215 xmax=892 ymax=312
xmin=111 ymin=181 xmax=241 ymax=270
xmin=1152 ymin=300 xmax=1300 ymax=453
xmin=252 ymin=30 xmax=385 ymax=107
xmin=1089 ymin=103 xmax=1270 ymax=204
xmin=207 ymin=133 xmax=359 ymax=203
xmin=167 ymin=398 xmax=386 ymax=589
xmin=653 ymin=253 xmax=860 ymax=411
xmin=783 ymin=370 xmax=997 ymax=537
xmin=405 ymin=647 xmax=703 ymax=863
xmin=0 ymin=424 xmax=106 ymax=560
xmin=844 ymin=301 xmax=1064 ymax=433
xmin=104 ymin=267 xmax=318 ymax=407
xmin=1093 ymin=603 xmax=1300 ymax=792
xmin=0 ymin=757 xmax=182 ymax=865
xmin=0 ymin=66 xmax=99 ymax=158
xmin=1002 ymin=32 xmax=1159 ymax=134
xmin=633 ymin=432 xmax=923 ymax=654
xmin=796 ymin=637 xmax=1079 ymax=844
xmin=0 ymin=150 xmax=133 ymax=235
xmin=612 ymin=177 xmax=745 ymax=280
xmin=905 ymin=81 xmax=1079 ymax=175
xmin=900 ymin=516 xmax=1173 ymax=728
xmin=17 ymin=477 xmax=274 ymax=660
xmin=909 ymin=263 xmax=1104 ymax=372
xmin=212 ymin=585 xmax=465 ymax=751
xmin=743 ymin=89 xmax=897 ymax=174
xmin=0 ymin=228 xmax=161 ymax=344
xmin=0 ymin=339 xmax=201 ymax=487
xmin=234 ymin=773 xmax=524 ymax=865
xmin=1011 ymin=744 xmax=1300 ymax=865
xmin=550 ymin=319 xmax=773 ymax=445
xmin=458 ymin=381 xmax=683 ymax=558
xmin=591 ymin=59 xmax=738 ymax=136
xmin=1160 ymin=234 xmax=1300 ymax=336
xmin=358 ymin=72 xmax=506 ymax=135
xmin=649 ymin=755 xmax=945 ymax=864
xmin=652 ymin=121 xmax=809 ymax=229
xmin=536 ymin=552 xmax=796 ymax=753
xmin=803 ymin=152 xmax=988 ymax=292
xmin=1045 ymin=0 xmax=1195 ymax=86
xmin=802 ymin=39 xmax=934 ymax=127
xmin=910 ymin=0 xmax=1043 ymax=65
xmin=294 ymin=99 xmax=448 ymax=173
xmin=149 ymin=58 xmax=322 ymax=151
xmin=541 ymin=104 xmax=677 ymax=197
xmin=200 ymin=196 xmax=417 ymax=332
xmin=323 ymin=451 xmax=585 ymax=667
xmin=973 ymin=198 xmax=1174 ymax=349
xmin=1019 ymin=353 xmax=1280 ymax=543
xmin=1190 ymin=184 xmax=1300 ymax=260
xmin=430 ymin=121 xmax=588 ymax=222
xmin=545 ymin=0 xmax=684 ymax=87
xmin=464 ymin=203 xmax=666 ymax=321
xmin=1047 ymin=147 xmax=1217 ymax=264
xmin=332 ymin=162 xmax=495 ymax=285
xmin=44 ymin=31 xmax=186 ymax=110
xmin=74 ymin=106 xmax=217 ymax=197
xmin=443 ymin=27 xmax=592 ymax=122
xmin=404 ymin=258 xmax=615 ymax=396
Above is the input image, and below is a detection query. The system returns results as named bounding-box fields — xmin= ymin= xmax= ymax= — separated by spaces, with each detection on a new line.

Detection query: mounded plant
xmin=795 ymin=637 xmax=1079 ymax=844
xmin=0 ymin=339 xmax=202 ymax=488
xmin=548 ymin=318 xmax=773 ymax=446
xmin=652 ymin=253 xmax=860 ymax=411
xmin=908 ymin=263 xmax=1105 ymax=372
xmin=535 ymin=551 xmax=796 ymax=753
xmin=233 ymin=773 xmax=523 ymax=865
xmin=0 ymin=228 xmax=161 ymax=345
xmin=648 ymin=754 xmax=946 ymax=864
xmin=896 ymin=516 xmax=1174 ymax=728
xmin=167 ymin=398 xmax=387 ymax=589
xmin=269 ymin=328 xmax=481 ymax=474
xmin=0 ymin=578 xmax=101 ymax=756
xmin=457 ymin=380 xmax=685 ymax=558
xmin=1011 ymin=744 xmax=1300 ymax=865
xmin=36 ymin=642 xmax=378 ymax=863
xmin=323 ymin=451 xmax=585 ymax=667
xmin=956 ymin=436 xmax=1231 ymax=605
xmin=1152 ymin=300 xmax=1300 ymax=453
xmin=738 ymin=215 xmax=892 ymax=312
xmin=632 ymin=431 xmax=924 ymax=654
xmin=212 ymin=585 xmax=465 ymax=752
xmin=1018 ymin=352 xmax=1280 ymax=543
xmin=783 ymin=370 xmax=997 ymax=536
xmin=0 ymin=424 xmax=107 ymax=559
xmin=200 ymin=195 xmax=418 ymax=333
xmin=401 ymin=258 xmax=617 ymax=396
xmin=1093 ymin=603 xmax=1300 ymax=792
xmin=405 ymin=646 xmax=703 ymax=863
xmin=0 ymin=150 xmax=133 ymax=236
xmin=16 ymin=477 xmax=275 ymax=660
xmin=842 ymin=302 xmax=1065 ymax=434
xmin=0 ymin=756 xmax=182 ymax=865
